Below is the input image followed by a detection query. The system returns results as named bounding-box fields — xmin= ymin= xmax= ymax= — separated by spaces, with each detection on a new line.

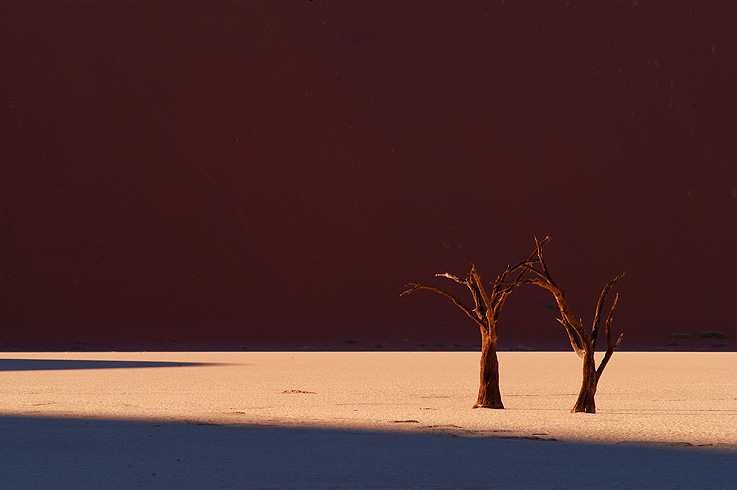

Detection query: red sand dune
xmin=1 ymin=2 xmax=736 ymax=350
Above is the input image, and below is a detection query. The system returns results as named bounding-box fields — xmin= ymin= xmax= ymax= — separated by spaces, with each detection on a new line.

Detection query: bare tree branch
xmin=523 ymin=278 xmax=591 ymax=347
xmin=488 ymin=236 xmax=554 ymax=318
xmin=513 ymin=263 xmax=551 ymax=283
xmin=596 ymin=293 xmax=623 ymax=380
xmin=534 ymin=236 xmax=560 ymax=290
xmin=435 ymin=272 xmax=466 ymax=285
xmin=591 ymin=272 xmax=627 ymax=350
xmin=401 ymin=282 xmax=484 ymax=330
xmin=558 ymin=318 xmax=586 ymax=359
xmin=515 ymin=235 xmax=552 ymax=277
xmin=493 ymin=265 xmax=513 ymax=288
xmin=605 ymin=293 xmax=620 ymax=349
xmin=460 ymin=269 xmax=488 ymax=322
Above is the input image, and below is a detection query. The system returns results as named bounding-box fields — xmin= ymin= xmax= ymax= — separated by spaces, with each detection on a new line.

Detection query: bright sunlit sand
xmin=1 ymin=352 xmax=735 ymax=489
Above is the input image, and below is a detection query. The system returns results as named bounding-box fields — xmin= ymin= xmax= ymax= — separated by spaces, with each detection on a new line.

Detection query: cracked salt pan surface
xmin=0 ymin=352 xmax=735 ymax=489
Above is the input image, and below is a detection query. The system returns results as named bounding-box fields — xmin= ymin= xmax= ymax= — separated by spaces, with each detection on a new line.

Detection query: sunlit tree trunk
xmin=573 ymin=351 xmax=598 ymax=413
xmin=474 ymin=331 xmax=503 ymax=408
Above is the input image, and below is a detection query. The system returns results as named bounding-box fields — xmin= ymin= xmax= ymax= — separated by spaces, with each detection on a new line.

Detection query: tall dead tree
xmin=401 ymin=239 xmax=549 ymax=409
xmin=520 ymin=237 xmax=625 ymax=413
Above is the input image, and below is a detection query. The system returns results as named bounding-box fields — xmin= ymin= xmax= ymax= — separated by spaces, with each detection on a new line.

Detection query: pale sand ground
xmin=1 ymin=351 xmax=735 ymax=489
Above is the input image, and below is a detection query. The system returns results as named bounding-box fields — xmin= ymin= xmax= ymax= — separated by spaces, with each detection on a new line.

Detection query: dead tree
xmin=401 ymin=239 xmax=550 ymax=409
xmin=520 ymin=237 xmax=625 ymax=413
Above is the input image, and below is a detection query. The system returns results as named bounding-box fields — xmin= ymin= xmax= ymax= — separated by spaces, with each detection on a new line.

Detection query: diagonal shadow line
xmin=0 ymin=359 xmax=223 ymax=371
xmin=0 ymin=414 xmax=734 ymax=490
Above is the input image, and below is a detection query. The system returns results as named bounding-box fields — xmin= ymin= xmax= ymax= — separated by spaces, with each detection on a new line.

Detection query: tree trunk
xmin=572 ymin=351 xmax=597 ymax=413
xmin=473 ymin=332 xmax=504 ymax=409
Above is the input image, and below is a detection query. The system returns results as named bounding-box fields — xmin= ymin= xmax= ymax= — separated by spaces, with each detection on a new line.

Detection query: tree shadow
xmin=0 ymin=359 xmax=218 ymax=371
xmin=0 ymin=415 xmax=734 ymax=489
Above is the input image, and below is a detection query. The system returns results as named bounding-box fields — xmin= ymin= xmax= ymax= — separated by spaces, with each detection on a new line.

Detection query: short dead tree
xmin=401 ymin=239 xmax=549 ymax=409
xmin=520 ymin=237 xmax=626 ymax=413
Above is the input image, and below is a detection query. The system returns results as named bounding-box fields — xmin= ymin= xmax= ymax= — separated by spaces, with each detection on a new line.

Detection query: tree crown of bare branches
xmin=512 ymin=237 xmax=626 ymax=380
xmin=401 ymin=237 xmax=552 ymax=335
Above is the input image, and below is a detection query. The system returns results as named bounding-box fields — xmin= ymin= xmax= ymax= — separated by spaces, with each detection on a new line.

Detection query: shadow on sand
xmin=0 ymin=415 xmax=734 ymax=489
xmin=0 ymin=359 xmax=214 ymax=371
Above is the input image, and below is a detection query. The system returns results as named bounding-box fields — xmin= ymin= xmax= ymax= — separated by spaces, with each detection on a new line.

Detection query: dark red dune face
xmin=1 ymin=2 xmax=736 ymax=351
